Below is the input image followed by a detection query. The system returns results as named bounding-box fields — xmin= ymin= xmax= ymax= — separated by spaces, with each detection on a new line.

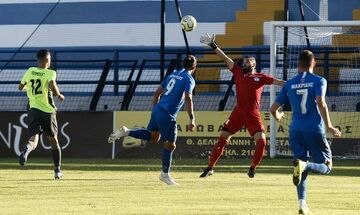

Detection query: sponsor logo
xmin=0 ymin=113 xmax=70 ymax=156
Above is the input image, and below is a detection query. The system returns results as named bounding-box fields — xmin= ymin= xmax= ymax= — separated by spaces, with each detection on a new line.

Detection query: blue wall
xmin=1 ymin=0 xmax=358 ymax=25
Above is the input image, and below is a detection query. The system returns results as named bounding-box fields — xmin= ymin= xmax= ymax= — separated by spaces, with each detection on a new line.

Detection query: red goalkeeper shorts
xmin=223 ymin=107 xmax=265 ymax=136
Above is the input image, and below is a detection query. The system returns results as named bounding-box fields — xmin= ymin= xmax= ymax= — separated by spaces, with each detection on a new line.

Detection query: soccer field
xmin=0 ymin=158 xmax=359 ymax=215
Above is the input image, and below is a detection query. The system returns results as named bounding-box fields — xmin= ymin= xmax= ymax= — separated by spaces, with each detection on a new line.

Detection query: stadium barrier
xmin=0 ymin=47 xmax=270 ymax=112
xmin=113 ymin=111 xmax=360 ymax=159
xmin=1 ymin=110 xmax=358 ymax=158
xmin=0 ymin=112 xmax=113 ymax=158
xmin=0 ymin=47 xmax=359 ymax=158
xmin=1 ymin=47 xmax=359 ymax=112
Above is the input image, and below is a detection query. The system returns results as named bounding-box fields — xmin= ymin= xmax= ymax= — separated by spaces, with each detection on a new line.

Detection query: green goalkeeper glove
xmin=200 ymin=33 xmax=218 ymax=50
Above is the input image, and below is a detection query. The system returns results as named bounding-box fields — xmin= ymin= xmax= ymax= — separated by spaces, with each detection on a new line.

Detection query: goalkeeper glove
xmin=200 ymin=33 xmax=218 ymax=50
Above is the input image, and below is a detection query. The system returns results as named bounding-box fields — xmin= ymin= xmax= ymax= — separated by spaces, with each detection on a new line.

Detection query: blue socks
xmin=306 ymin=162 xmax=331 ymax=174
xmin=161 ymin=148 xmax=173 ymax=173
xmin=129 ymin=129 xmax=151 ymax=141
xmin=297 ymin=170 xmax=308 ymax=200
xmin=297 ymin=162 xmax=331 ymax=202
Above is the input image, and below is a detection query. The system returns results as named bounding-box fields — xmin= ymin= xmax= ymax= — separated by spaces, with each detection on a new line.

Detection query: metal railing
xmin=0 ymin=46 xmax=359 ymax=111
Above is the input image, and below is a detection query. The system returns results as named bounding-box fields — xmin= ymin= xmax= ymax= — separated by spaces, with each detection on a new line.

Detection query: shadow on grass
xmin=0 ymin=158 xmax=359 ymax=177
xmin=8 ymin=178 xmax=123 ymax=182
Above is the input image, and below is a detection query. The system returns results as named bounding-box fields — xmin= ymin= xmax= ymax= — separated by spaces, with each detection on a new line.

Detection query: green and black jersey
xmin=20 ymin=67 xmax=57 ymax=113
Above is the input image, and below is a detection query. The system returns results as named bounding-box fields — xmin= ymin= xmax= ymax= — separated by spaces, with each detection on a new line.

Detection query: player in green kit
xmin=18 ymin=49 xmax=65 ymax=179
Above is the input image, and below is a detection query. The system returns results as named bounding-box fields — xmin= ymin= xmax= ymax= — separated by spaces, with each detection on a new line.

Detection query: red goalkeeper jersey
xmin=230 ymin=64 xmax=274 ymax=115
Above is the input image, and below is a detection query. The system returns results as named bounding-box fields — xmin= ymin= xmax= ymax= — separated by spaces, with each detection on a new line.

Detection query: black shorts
xmin=27 ymin=108 xmax=58 ymax=137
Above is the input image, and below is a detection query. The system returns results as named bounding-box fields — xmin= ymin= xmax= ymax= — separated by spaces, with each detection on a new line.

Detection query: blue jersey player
xmin=108 ymin=55 xmax=197 ymax=185
xmin=270 ymin=50 xmax=341 ymax=214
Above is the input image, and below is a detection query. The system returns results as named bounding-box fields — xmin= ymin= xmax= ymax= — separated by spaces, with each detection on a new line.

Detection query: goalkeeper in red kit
xmin=199 ymin=34 xmax=285 ymax=178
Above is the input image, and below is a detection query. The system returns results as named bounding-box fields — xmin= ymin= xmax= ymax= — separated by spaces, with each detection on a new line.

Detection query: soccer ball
xmin=181 ymin=15 xmax=197 ymax=32
xmin=122 ymin=136 xmax=146 ymax=148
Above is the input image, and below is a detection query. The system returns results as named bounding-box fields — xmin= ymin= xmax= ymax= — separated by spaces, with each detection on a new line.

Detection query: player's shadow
xmin=6 ymin=178 xmax=123 ymax=183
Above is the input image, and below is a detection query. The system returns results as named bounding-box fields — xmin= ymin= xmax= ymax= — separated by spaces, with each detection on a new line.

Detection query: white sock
xmin=300 ymin=160 xmax=308 ymax=171
xmin=161 ymin=171 xmax=169 ymax=176
xmin=299 ymin=199 xmax=307 ymax=209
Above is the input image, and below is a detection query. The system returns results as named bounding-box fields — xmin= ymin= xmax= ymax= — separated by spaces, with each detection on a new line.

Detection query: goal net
xmin=269 ymin=21 xmax=360 ymax=158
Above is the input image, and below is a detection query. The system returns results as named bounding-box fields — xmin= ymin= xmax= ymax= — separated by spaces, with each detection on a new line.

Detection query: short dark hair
xmin=237 ymin=56 xmax=256 ymax=67
xmin=298 ymin=50 xmax=314 ymax=69
xmin=182 ymin=55 xmax=197 ymax=70
xmin=36 ymin=49 xmax=51 ymax=60
xmin=243 ymin=55 xmax=256 ymax=62
xmin=236 ymin=58 xmax=244 ymax=67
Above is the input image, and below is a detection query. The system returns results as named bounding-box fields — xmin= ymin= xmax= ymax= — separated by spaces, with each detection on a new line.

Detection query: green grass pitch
xmin=0 ymin=158 xmax=359 ymax=215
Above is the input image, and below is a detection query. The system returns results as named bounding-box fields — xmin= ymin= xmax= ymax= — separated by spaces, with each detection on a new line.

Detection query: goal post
xmin=269 ymin=20 xmax=360 ymax=158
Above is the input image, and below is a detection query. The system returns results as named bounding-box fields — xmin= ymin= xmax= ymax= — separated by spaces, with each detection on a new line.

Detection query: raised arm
xmin=200 ymin=33 xmax=234 ymax=70
xmin=214 ymin=48 xmax=234 ymax=70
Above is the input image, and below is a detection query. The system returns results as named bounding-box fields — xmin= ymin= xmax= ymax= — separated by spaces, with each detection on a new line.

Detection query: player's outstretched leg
xmin=293 ymin=159 xmax=307 ymax=186
xmin=298 ymin=205 xmax=312 ymax=215
xmin=159 ymin=171 xmax=177 ymax=185
xmin=247 ymin=167 xmax=255 ymax=178
xmin=296 ymin=170 xmax=310 ymax=214
xmin=199 ymin=167 xmax=214 ymax=178
xmin=159 ymin=144 xmax=177 ymax=185
xmin=19 ymin=137 xmax=38 ymax=166
xmin=54 ymin=168 xmax=63 ymax=179
xmin=200 ymin=136 xmax=228 ymax=178
xmin=305 ymin=162 xmax=331 ymax=174
xmin=248 ymin=137 xmax=266 ymax=178
xmin=19 ymin=150 xmax=28 ymax=166
xmin=108 ymin=125 xmax=129 ymax=143
xmin=51 ymin=142 xmax=62 ymax=179
xmin=298 ymin=198 xmax=312 ymax=215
